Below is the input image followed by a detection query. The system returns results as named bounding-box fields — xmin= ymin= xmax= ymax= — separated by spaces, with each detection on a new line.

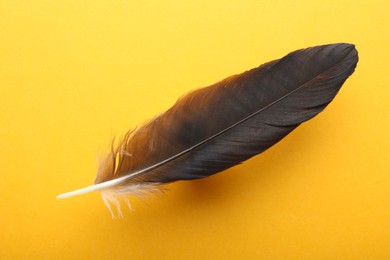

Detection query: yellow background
xmin=1 ymin=0 xmax=389 ymax=259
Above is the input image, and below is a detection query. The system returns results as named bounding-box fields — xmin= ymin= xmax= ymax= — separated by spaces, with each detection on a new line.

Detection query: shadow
xmin=172 ymin=124 xmax=314 ymax=207
xmin=80 ymin=119 xmax=345 ymax=259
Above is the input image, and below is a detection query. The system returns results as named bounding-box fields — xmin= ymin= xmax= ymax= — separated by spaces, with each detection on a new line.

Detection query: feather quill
xmin=57 ymin=43 xmax=358 ymax=218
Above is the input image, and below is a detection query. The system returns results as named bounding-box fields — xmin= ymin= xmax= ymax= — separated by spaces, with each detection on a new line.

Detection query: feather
xmin=57 ymin=43 xmax=358 ymax=218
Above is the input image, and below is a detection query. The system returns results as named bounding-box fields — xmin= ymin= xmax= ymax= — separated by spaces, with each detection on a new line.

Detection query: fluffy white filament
xmin=100 ymin=184 xmax=165 ymax=219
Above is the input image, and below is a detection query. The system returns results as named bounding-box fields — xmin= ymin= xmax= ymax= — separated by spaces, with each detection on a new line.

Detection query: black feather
xmin=57 ymin=43 xmax=358 ymax=216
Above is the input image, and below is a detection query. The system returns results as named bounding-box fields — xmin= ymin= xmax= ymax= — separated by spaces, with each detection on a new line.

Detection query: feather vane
xmin=57 ymin=43 xmax=358 ymax=218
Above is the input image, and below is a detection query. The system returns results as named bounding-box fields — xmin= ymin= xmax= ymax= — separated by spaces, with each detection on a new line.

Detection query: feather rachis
xmin=103 ymin=43 xmax=357 ymax=183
